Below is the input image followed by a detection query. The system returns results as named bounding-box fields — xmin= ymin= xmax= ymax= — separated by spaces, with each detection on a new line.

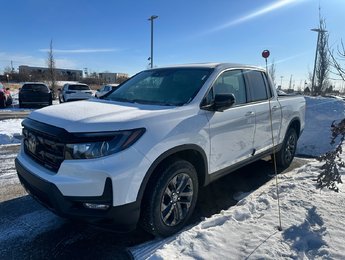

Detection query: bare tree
xmin=3 ymin=65 xmax=12 ymax=75
xmin=47 ymin=40 xmax=57 ymax=94
xmin=329 ymin=40 xmax=345 ymax=81
xmin=313 ymin=18 xmax=330 ymax=95
xmin=269 ymin=59 xmax=276 ymax=86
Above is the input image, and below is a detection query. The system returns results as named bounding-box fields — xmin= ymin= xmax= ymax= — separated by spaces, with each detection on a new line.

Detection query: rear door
xmin=244 ymin=70 xmax=281 ymax=154
xmin=206 ymin=69 xmax=256 ymax=173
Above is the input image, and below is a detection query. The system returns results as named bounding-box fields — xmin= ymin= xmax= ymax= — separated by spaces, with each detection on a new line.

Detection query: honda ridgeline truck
xmin=16 ymin=63 xmax=305 ymax=237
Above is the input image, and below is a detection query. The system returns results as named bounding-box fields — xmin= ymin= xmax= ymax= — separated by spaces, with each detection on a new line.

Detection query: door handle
xmin=272 ymin=106 xmax=279 ymax=111
xmin=245 ymin=111 xmax=255 ymax=116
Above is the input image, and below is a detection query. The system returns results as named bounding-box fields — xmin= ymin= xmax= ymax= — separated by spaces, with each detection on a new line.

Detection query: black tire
xmin=59 ymin=96 xmax=63 ymax=103
xmin=0 ymin=99 xmax=5 ymax=108
xmin=140 ymin=159 xmax=199 ymax=237
xmin=275 ymin=128 xmax=298 ymax=169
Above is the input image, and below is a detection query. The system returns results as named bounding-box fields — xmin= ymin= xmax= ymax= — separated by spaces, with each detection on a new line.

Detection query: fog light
xmin=83 ymin=203 xmax=110 ymax=210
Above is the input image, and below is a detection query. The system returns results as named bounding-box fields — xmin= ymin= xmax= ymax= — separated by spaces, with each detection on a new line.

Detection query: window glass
xmin=22 ymin=84 xmax=49 ymax=93
xmin=69 ymin=85 xmax=90 ymax=91
xmin=105 ymin=68 xmax=213 ymax=106
xmin=246 ymin=70 xmax=268 ymax=102
xmin=213 ymin=70 xmax=246 ymax=105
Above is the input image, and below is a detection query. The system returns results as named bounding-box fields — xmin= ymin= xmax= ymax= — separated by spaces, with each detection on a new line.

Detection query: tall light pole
xmin=148 ymin=15 xmax=158 ymax=69
xmin=311 ymin=28 xmax=327 ymax=94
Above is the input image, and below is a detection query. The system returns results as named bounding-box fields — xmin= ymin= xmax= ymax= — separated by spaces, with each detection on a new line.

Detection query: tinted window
xmin=213 ymin=70 xmax=247 ymax=105
xmin=21 ymin=84 xmax=49 ymax=93
xmin=246 ymin=70 xmax=268 ymax=102
xmin=69 ymin=85 xmax=90 ymax=91
xmin=105 ymin=68 xmax=213 ymax=106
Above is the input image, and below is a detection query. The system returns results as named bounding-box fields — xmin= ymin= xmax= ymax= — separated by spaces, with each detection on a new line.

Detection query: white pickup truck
xmin=16 ymin=63 xmax=305 ymax=237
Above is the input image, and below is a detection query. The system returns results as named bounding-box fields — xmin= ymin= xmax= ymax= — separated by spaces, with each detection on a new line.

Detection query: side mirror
xmin=97 ymin=89 xmax=100 ymax=92
xmin=58 ymin=88 xmax=61 ymax=91
xmin=213 ymin=93 xmax=235 ymax=112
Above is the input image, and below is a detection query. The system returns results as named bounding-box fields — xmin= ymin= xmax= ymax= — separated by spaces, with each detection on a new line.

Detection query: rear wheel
xmin=275 ymin=128 xmax=297 ymax=168
xmin=140 ymin=159 xmax=198 ymax=237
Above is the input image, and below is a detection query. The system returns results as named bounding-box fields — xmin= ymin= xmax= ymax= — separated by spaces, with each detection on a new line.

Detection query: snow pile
xmin=0 ymin=119 xmax=23 ymax=145
xmin=296 ymin=96 xmax=345 ymax=157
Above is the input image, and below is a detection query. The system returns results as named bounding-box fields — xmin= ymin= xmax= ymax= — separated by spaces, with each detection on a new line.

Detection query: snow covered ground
xmin=1 ymin=96 xmax=345 ymax=259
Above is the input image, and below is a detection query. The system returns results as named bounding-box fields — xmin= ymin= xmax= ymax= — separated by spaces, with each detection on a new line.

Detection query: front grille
xmin=23 ymin=127 xmax=65 ymax=172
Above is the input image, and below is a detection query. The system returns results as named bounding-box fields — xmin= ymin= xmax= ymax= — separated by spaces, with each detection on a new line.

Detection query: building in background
xmin=99 ymin=72 xmax=128 ymax=83
xmin=19 ymin=65 xmax=83 ymax=81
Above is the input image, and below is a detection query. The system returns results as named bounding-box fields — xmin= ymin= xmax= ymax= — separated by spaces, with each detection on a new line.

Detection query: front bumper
xmin=16 ymin=159 xmax=140 ymax=231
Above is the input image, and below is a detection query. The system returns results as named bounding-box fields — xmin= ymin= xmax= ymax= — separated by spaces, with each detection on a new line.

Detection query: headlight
xmin=65 ymin=128 xmax=145 ymax=159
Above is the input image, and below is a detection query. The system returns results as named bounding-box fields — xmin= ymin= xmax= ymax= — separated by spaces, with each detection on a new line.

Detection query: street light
xmin=311 ymin=28 xmax=327 ymax=94
xmin=148 ymin=15 xmax=158 ymax=69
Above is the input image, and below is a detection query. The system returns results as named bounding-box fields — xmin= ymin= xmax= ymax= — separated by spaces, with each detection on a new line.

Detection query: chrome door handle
xmin=272 ymin=106 xmax=279 ymax=111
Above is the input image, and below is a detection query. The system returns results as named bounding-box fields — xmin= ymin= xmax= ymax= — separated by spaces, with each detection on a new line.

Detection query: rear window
xmin=245 ymin=70 xmax=269 ymax=102
xmin=21 ymin=84 xmax=49 ymax=93
xmin=69 ymin=85 xmax=90 ymax=91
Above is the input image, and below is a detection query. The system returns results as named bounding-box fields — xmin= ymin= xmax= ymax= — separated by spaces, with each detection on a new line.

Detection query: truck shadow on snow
xmin=0 ymin=158 xmax=304 ymax=259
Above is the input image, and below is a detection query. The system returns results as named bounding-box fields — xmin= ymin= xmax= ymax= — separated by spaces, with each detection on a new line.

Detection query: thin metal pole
xmin=268 ymin=96 xmax=282 ymax=231
xmin=148 ymin=15 xmax=158 ymax=68
xmin=150 ymin=18 xmax=154 ymax=68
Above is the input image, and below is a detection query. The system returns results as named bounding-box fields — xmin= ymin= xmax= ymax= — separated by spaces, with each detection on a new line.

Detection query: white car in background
xmin=95 ymin=84 xmax=119 ymax=98
xmin=58 ymin=83 xmax=93 ymax=103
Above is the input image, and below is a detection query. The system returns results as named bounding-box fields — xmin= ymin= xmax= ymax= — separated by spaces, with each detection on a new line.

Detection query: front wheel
xmin=140 ymin=159 xmax=198 ymax=237
xmin=0 ymin=99 xmax=5 ymax=108
xmin=275 ymin=128 xmax=298 ymax=169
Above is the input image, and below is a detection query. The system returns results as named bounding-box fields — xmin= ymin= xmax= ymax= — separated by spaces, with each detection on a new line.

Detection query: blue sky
xmin=0 ymin=0 xmax=344 ymax=89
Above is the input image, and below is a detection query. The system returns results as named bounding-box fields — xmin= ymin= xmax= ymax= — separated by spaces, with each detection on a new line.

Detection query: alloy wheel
xmin=160 ymin=173 xmax=194 ymax=227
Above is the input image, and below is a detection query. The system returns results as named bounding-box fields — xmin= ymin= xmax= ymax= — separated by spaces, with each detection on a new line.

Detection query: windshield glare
xmin=105 ymin=68 xmax=213 ymax=106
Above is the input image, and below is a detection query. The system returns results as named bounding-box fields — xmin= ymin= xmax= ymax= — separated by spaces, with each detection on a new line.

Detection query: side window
xmin=213 ymin=70 xmax=246 ymax=105
xmin=246 ymin=70 xmax=269 ymax=102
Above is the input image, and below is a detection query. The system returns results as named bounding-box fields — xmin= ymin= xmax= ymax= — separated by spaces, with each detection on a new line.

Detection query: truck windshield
xmin=104 ymin=68 xmax=213 ymax=106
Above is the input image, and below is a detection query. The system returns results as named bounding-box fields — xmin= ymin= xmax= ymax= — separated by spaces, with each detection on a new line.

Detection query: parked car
xmin=0 ymin=82 xmax=13 ymax=108
xmin=58 ymin=83 xmax=93 ymax=103
xmin=18 ymin=82 xmax=52 ymax=108
xmin=95 ymin=84 xmax=119 ymax=98
xmin=16 ymin=63 xmax=306 ymax=237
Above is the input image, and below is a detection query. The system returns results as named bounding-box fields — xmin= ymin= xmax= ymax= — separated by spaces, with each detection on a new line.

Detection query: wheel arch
xmin=286 ymin=117 xmax=301 ymax=138
xmin=136 ymin=144 xmax=208 ymax=205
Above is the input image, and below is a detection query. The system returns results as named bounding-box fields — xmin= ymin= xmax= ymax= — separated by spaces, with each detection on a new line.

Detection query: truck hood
xmin=28 ymin=99 xmax=182 ymax=132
